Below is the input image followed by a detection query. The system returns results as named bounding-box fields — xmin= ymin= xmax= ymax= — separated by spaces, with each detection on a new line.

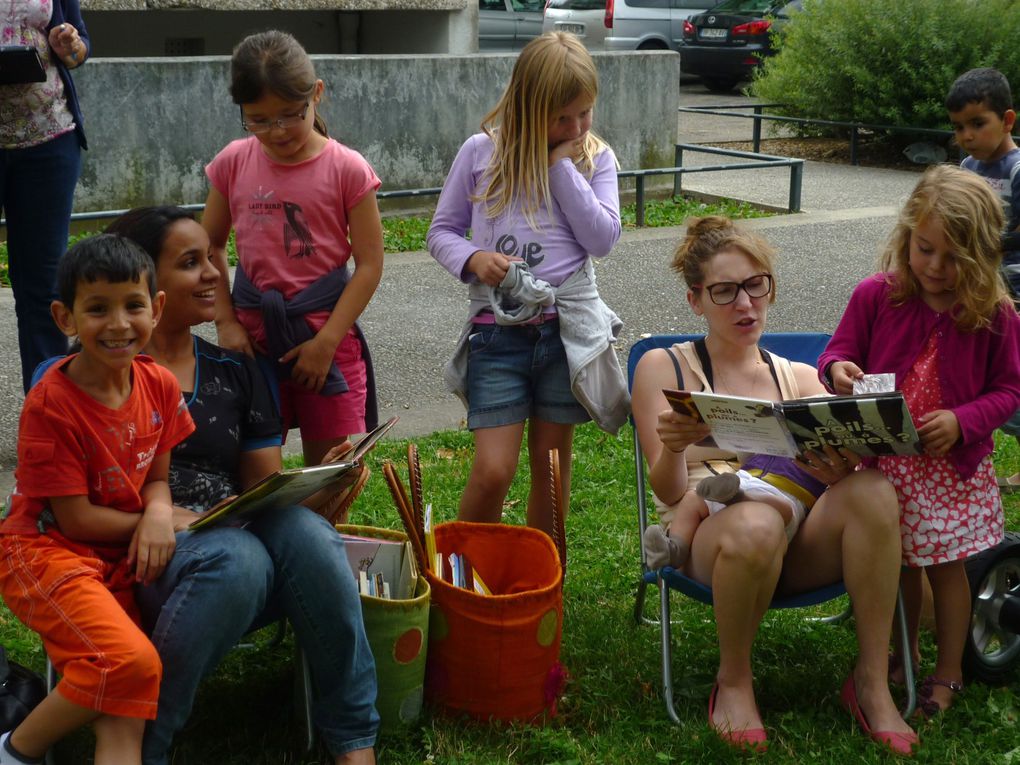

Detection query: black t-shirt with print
xmin=169 ymin=336 xmax=282 ymax=512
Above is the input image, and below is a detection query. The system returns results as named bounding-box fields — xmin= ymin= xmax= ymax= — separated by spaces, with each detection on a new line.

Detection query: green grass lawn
xmin=10 ymin=427 xmax=1020 ymax=764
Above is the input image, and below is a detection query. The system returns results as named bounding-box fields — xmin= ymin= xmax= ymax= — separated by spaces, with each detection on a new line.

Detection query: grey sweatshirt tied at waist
xmin=446 ymin=259 xmax=630 ymax=434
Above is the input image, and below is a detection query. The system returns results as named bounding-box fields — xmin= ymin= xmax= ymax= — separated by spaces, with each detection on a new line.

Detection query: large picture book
xmin=663 ymin=389 xmax=922 ymax=458
xmin=189 ymin=416 xmax=399 ymax=530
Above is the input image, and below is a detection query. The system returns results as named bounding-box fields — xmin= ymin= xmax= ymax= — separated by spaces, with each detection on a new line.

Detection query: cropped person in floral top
xmin=1 ymin=0 xmax=89 ymax=392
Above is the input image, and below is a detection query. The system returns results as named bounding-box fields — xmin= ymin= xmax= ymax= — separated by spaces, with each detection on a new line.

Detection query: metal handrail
xmin=678 ymin=104 xmax=976 ymax=165
xmin=2 ymin=148 xmax=803 ymax=232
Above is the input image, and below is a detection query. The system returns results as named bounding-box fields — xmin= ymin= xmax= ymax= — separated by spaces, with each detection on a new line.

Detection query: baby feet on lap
xmin=643 ymin=525 xmax=690 ymax=569
xmin=696 ymin=472 xmax=743 ymax=504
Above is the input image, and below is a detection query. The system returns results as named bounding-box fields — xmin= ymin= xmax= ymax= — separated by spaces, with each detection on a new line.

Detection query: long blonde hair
xmin=880 ymin=165 xmax=1009 ymax=331
xmin=478 ymin=32 xmax=612 ymax=227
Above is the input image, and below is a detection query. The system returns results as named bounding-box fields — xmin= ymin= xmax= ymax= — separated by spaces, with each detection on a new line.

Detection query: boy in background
xmin=0 ymin=235 xmax=194 ymax=765
xmin=946 ymin=67 xmax=1020 ymax=490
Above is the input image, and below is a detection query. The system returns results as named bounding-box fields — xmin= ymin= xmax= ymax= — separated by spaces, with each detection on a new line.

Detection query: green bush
xmin=751 ymin=0 xmax=1020 ymax=139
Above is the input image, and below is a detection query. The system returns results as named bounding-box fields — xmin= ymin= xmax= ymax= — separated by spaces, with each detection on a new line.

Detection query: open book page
xmin=189 ymin=416 xmax=399 ymax=531
xmin=688 ymin=391 xmax=799 ymax=457
xmin=778 ymin=392 xmax=922 ymax=457
xmin=189 ymin=460 xmax=360 ymax=531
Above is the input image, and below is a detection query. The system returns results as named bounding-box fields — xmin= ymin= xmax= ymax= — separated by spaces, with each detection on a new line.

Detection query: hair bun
xmin=685 ymin=215 xmax=734 ymax=239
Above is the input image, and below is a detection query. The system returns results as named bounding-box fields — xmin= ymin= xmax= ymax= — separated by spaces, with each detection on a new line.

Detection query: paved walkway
xmin=0 ymin=106 xmax=927 ymax=497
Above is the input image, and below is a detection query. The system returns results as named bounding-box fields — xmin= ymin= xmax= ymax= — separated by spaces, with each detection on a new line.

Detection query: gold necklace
xmin=715 ymin=357 xmax=764 ymax=398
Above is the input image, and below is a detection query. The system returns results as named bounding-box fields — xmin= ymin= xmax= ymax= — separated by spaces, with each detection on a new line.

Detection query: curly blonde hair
xmin=672 ymin=215 xmax=778 ymax=303
xmin=880 ymin=165 xmax=1009 ymax=331
xmin=477 ymin=32 xmax=613 ymax=228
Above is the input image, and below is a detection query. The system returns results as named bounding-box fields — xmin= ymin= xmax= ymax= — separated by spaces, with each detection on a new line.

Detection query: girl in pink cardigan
xmin=819 ymin=165 xmax=1020 ymax=718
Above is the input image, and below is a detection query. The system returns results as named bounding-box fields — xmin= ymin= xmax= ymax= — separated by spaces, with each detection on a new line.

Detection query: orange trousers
xmin=0 ymin=533 xmax=161 ymax=719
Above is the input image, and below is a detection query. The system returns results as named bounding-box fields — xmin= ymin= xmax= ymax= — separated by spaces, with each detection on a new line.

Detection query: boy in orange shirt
xmin=0 ymin=235 xmax=195 ymax=765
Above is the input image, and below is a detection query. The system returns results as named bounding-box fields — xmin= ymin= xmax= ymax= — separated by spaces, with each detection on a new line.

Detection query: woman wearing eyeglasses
xmin=202 ymin=30 xmax=384 ymax=469
xmin=631 ymin=216 xmax=917 ymax=755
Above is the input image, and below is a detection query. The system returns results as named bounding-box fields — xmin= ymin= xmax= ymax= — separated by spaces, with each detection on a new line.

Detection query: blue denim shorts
xmin=465 ymin=320 xmax=590 ymax=430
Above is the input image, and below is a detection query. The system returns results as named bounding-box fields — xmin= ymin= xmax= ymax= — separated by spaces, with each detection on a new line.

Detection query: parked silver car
xmin=603 ymin=0 xmax=710 ymax=50
xmin=479 ymin=0 xmax=546 ymax=50
xmin=544 ymin=0 xmax=708 ymax=51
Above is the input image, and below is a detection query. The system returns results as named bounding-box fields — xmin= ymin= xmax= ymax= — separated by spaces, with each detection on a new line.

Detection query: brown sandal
xmin=917 ymin=675 xmax=963 ymax=719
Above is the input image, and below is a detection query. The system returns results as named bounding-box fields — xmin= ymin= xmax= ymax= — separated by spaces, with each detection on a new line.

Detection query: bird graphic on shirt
xmin=283 ymin=201 xmax=315 ymax=258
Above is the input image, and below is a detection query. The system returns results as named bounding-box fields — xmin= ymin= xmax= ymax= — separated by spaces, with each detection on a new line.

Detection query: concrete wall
xmin=82 ymin=7 xmax=477 ymax=56
xmin=70 ymin=50 xmax=679 ymax=211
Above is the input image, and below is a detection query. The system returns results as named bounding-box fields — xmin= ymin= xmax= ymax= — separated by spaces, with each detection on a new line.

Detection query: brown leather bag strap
xmin=548 ymin=448 xmax=567 ymax=589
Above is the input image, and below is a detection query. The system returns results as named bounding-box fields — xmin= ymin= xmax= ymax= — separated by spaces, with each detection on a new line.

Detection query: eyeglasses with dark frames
xmin=240 ymin=102 xmax=310 ymax=134
xmin=694 ymin=273 xmax=773 ymax=305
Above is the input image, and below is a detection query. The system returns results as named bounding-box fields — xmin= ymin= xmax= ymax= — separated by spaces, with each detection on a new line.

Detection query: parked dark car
xmin=679 ymin=0 xmax=801 ymax=92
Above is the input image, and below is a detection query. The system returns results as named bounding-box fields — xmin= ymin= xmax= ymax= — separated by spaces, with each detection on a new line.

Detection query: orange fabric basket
xmin=424 ymin=521 xmax=564 ymax=722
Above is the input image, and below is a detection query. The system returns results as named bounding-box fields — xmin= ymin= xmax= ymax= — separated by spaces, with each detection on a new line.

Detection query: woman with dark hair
xmin=105 ymin=206 xmax=378 ymax=765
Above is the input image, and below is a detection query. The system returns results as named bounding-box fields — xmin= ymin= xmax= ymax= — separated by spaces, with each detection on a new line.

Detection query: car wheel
xmin=702 ymin=76 xmax=739 ymax=93
xmin=637 ymin=40 xmax=668 ymax=50
xmin=964 ymin=531 xmax=1020 ymax=684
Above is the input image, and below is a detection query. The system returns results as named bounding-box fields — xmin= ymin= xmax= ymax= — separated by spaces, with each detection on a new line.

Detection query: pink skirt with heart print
xmin=878 ymin=453 xmax=1002 ymax=567
xmin=877 ymin=329 xmax=1002 ymax=567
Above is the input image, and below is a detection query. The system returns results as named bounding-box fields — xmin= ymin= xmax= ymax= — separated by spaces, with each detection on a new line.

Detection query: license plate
xmin=559 ymin=23 xmax=585 ymax=34
xmin=699 ymin=27 xmax=727 ymax=39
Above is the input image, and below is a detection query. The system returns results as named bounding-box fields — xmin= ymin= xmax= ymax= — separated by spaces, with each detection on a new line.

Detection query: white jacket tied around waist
xmin=444 ymin=259 xmax=631 ymax=434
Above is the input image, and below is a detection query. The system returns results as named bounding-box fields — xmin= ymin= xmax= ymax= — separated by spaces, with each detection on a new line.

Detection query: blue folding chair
xmin=628 ymin=332 xmax=916 ymax=723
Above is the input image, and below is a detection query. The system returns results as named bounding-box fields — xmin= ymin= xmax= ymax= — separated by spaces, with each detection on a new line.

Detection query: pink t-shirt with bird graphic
xmin=205 ymin=136 xmax=380 ymax=345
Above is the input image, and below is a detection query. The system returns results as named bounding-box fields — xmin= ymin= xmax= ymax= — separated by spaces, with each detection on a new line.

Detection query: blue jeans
xmin=465 ymin=320 xmax=589 ymax=429
xmin=136 ymin=506 xmax=379 ymax=764
xmin=0 ymin=130 xmax=79 ymax=392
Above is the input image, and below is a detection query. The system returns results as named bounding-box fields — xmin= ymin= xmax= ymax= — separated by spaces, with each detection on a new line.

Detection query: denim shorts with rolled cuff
xmin=465 ymin=320 xmax=590 ymax=430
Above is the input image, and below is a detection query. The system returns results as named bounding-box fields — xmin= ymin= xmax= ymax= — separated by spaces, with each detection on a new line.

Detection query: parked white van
xmin=545 ymin=0 xmax=709 ymax=51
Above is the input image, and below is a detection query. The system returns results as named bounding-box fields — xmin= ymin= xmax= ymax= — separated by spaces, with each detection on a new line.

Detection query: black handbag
xmin=0 ymin=646 xmax=45 ymax=732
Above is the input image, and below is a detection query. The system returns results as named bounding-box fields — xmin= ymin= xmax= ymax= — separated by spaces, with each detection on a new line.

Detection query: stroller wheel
xmin=964 ymin=531 xmax=1020 ymax=684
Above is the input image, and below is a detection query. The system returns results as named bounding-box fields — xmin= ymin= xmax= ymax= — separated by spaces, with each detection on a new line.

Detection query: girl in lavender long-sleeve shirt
xmin=821 ymin=166 xmax=1020 ymax=719
xmin=427 ymin=31 xmax=622 ymax=537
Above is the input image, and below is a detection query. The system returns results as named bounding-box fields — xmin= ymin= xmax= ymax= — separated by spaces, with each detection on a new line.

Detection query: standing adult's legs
xmin=1 ymin=132 xmax=80 ymax=391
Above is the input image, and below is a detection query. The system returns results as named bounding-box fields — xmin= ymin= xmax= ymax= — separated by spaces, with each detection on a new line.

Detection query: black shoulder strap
xmin=695 ymin=338 xmax=780 ymax=393
xmin=694 ymin=337 xmax=713 ymax=388
xmin=759 ymin=348 xmax=782 ymax=391
xmin=664 ymin=347 xmax=685 ymax=389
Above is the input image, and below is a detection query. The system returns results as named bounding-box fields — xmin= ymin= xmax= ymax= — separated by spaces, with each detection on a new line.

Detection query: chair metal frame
xmin=628 ymin=332 xmax=916 ymax=723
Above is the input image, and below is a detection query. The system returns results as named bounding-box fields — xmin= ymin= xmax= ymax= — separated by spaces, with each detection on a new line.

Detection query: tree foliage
xmin=751 ymin=0 xmax=1020 ymax=138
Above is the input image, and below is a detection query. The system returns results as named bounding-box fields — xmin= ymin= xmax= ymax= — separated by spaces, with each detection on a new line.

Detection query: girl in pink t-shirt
xmin=203 ymin=30 xmax=384 ymax=467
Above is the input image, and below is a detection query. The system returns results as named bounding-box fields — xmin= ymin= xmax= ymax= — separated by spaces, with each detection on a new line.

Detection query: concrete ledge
xmin=71 ymin=51 xmax=680 ymax=211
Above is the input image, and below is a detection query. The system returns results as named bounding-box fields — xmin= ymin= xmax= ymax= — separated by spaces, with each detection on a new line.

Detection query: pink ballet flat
xmin=708 ymin=682 xmax=768 ymax=753
xmin=840 ymin=673 xmax=918 ymax=756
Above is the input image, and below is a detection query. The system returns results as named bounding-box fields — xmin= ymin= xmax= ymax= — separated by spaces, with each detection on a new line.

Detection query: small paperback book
xmin=664 ymin=389 xmax=922 ymax=458
xmin=342 ymin=534 xmax=418 ymax=600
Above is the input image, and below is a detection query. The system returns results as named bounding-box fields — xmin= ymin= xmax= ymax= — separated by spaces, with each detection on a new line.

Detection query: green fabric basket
xmin=337 ymin=524 xmax=430 ymax=730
